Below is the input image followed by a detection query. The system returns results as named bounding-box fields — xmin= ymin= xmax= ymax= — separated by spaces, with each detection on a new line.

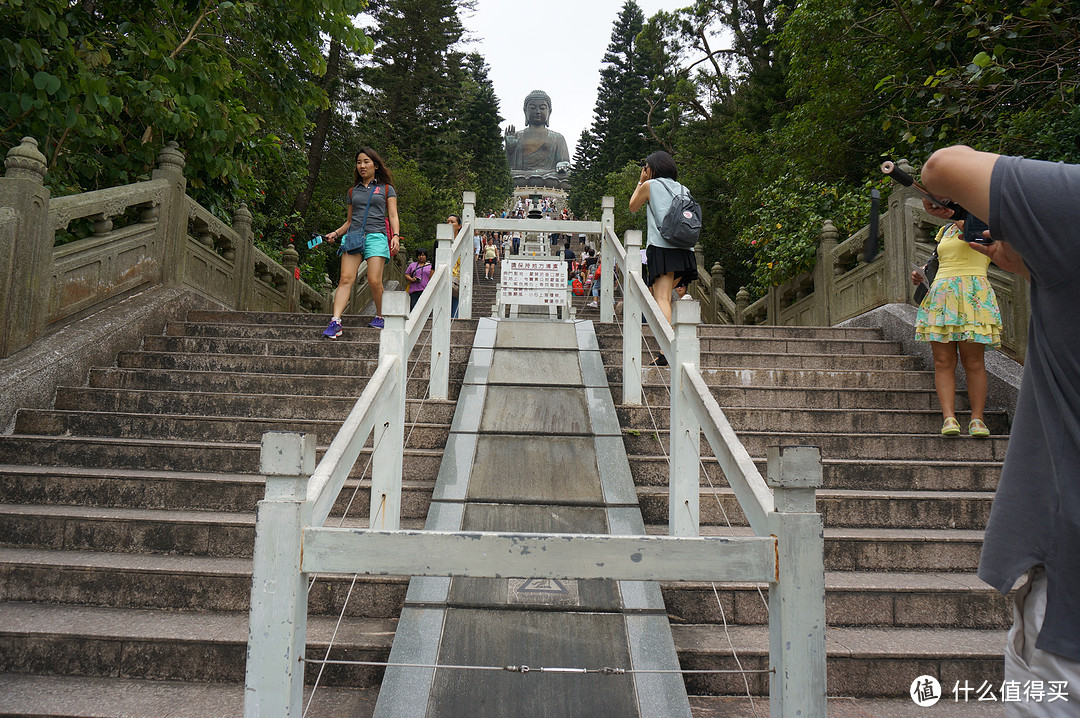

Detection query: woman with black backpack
xmin=629 ymin=150 xmax=699 ymax=365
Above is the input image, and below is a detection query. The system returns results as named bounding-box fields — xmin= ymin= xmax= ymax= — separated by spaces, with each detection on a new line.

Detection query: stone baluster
xmin=735 ymin=286 xmax=749 ymax=325
xmin=885 ymin=158 xmax=920 ymax=305
xmin=231 ymin=203 xmax=255 ymax=310
xmin=281 ymin=243 xmax=300 ymax=313
xmin=710 ymin=261 xmax=725 ymax=322
xmin=0 ymin=138 xmax=52 ymax=358
xmin=814 ymin=219 xmax=839 ymax=326
xmin=152 ymin=142 xmax=188 ymax=286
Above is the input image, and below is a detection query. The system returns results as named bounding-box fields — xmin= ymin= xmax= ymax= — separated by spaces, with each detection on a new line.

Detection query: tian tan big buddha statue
xmin=504 ymin=89 xmax=571 ymax=189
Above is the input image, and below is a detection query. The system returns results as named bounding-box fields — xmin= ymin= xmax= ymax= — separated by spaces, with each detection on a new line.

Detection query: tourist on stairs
xmin=322 ymin=147 xmax=400 ymax=336
xmin=911 ymin=217 xmax=1002 ymax=437
xmin=628 ymin=150 xmax=699 ymax=366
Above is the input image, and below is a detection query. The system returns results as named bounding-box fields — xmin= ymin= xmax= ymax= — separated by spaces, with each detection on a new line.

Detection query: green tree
xmin=456 ymin=53 xmax=513 ymax=214
xmin=571 ymin=0 xmax=663 ymax=219
xmin=1 ymin=0 xmax=371 ymax=208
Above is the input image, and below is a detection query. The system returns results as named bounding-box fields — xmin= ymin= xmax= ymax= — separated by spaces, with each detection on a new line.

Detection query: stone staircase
xmin=0 ymin=255 xmax=1010 ymax=714
xmin=0 ymin=303 xmax=479 ymax=715
xmin=593 ymin=321 xmax=1011 ymax=701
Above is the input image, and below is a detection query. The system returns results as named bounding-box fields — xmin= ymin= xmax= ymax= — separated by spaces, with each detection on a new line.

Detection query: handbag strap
xmin=355 ymin=183 xmax=382 ymax=236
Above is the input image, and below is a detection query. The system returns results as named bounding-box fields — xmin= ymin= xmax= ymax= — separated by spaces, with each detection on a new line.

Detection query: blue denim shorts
xmin=353 ymin=232 xmax=389 ymax=259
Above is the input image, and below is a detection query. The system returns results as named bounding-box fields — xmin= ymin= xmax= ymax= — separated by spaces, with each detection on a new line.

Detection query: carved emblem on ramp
xmin=508 ymin=578 xmax=580 ymax=606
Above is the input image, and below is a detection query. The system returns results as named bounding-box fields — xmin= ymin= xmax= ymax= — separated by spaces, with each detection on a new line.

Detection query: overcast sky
xmin=459 ymin=0 xmax=697 ymax=159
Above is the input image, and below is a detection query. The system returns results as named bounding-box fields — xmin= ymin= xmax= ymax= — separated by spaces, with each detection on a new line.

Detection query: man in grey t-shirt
xmin=921 ymin=145 xmax=1080 ymax=714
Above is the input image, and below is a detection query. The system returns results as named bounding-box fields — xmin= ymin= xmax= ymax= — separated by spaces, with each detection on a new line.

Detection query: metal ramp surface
xmin=374 ymin=318 xmax=691 ymax=718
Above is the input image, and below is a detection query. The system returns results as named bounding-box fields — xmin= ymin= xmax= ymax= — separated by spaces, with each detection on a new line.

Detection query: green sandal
xmin=968 ymin=418 xmax=990 ymax=438
xmin=941 ymin=417 xmax=961 ymax=436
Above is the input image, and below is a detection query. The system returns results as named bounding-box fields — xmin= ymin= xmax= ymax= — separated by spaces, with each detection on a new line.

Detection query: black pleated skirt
xmin=645 ymin=244 xmax=698 ymax=288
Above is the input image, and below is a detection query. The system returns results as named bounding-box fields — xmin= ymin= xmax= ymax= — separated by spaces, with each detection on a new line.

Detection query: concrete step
xmin=0 ymin=548 xmax=407 ymax=618
xmin=673 ymin=351 xmax=923 ymax=371
xmin=607 ymin=365 xmax=936 ymax=390
xmin=611 ymin=383 xmax=969 ymax=410
xmin=0 ymin=464 xmax=436 ymax=515
xmin=140 ymin=334 xmax=474 ymax=363
xmin=15 ymin=409 xmax=452 ymax=446
xmin=662 ymin=571 xmax=1010 ymax=629
xmin=682 ymin=525 xmax=986 ymax=572
xmin=617 ymin=405 xmax=1010 ymax=435
xmin=116 ymin=349 xmax=433 ymax=377
xmin=165 ymin=320 xmax=480 ymax=343
xmin=671 ymin=624 xmax=1004 ymax=698
xmin=629 ymin=454 xmax=1002 ymax=492
xmin=0 ymin=503 xmax=424 ymax=557
xmin=87 ymin=365 xmax=466 ymax=397
xmin=0 ymin=436 xmax=443 ymax=477
xmin=183 ymin=310 xmax=477 ymax=330
xmin=593 ymin=323 xmax=885 ymax=342
xmin=0 ymin=602 xmax=393 ymax=686
xmin=0 ymin=673 xmax=377 ymax=718
xmin=637 ymin=486 xmax=994 ymax=530
xmin=622 ymin=429 xmax=1008 ymax=462
xmin=56 ymin=384 xmax=455 ymax=418
xmin=600 ymin=334 xmax=905 ymax=356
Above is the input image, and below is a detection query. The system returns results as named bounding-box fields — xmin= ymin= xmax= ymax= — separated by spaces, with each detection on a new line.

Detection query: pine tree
xmin=570 ymin=1 xmax=664 ymax=218
xmin=362 ymin=0 xmax=469 ymax=175
xmin=457 ymin=53 xmax=513 ymax=213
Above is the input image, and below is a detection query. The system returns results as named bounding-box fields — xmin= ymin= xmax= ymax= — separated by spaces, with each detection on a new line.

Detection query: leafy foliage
xmin=1 ymin=0 xmax=371 ymax=208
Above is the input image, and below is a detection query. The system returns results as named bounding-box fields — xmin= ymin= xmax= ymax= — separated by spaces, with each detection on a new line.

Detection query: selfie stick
xmin=879 ymin=161 xmax=964 ymax=217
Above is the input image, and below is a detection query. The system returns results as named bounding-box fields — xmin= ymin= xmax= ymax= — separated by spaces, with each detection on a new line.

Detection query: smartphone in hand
xmin=307 ymin=235 xmax=324 ymax=249
xmin=962 ymin=216 xmax=993 ymax=245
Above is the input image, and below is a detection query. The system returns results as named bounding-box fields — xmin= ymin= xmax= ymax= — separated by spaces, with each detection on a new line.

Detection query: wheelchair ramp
xmin=374 ymin=318 xmax=691 ymax=718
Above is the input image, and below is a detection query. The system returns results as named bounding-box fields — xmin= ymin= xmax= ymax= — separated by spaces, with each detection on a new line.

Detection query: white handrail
xmin=682 ymin=367 xmax=775 ymax=535
xmin=306 ymin=358 xmax=399 ymax=526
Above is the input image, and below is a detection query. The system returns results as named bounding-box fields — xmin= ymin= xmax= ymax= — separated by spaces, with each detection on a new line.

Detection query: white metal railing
xmin=243 ymin=193 xmax=826 ymax=718
xmin=600 ymin=222 xmax=827 ymax=713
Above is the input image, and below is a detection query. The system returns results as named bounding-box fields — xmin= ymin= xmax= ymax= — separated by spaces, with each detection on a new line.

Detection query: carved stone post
xmin=735 ymin=287 xmax=749 ymax=325
xmin=885 ymin=159 xmax=919 ymax=305
xmin=814 ymin=219 xmax=839 ymax=326
xmin=281 ymin=244 xmax=300 ymax=313
xmin=0 ymin=138 xmax=52 ymax=358
xmin=152 ymin=142 xmax=188 ymax=287
xmin=710 ymin=262 xmax=725 ymax=323
xmin=232 ymin=203 xmax=255 ymax=310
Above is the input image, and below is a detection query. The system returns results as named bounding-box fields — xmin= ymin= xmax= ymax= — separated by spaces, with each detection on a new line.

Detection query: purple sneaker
xmin=368 ymin=316 xmax=384 ymax=329
xmin=322 ymin=319 xmax=342 ymax=338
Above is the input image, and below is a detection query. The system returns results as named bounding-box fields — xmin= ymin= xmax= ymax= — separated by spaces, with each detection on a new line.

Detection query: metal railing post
xmin=766 ymin=445 xmax=826 ymax=717
xmin=244 ymin=432 xmax=316 ymax=718
xmin=600 ymin=196 xmax=615 ymax=323
xmin=622 ymin=230 xmax=643 ymax=405
xmin=431 ymin=226 xmax=452 ymax=400
xmin=669 ymin=299 xmax=701 ymax=536
xmin=460 ymin=191 xmax=476 ymax=319
xmin=371 ymin=291 xmax=408 ymax=529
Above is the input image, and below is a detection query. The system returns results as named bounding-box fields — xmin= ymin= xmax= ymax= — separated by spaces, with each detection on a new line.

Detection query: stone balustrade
xmin=0 ymin=137 xmax=405 ymax=360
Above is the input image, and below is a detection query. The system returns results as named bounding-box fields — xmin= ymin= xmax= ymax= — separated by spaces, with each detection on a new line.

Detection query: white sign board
xmin=501 ymin=258 xmax=566 ymax=306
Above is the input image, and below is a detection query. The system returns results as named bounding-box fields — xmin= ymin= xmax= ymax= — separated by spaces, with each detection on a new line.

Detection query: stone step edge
xmin=0 ymin=435 xmax=447 ymax=457
xmin=0 ymin=673 xmax=374 ymax=718
xmin=0 ymin=503 xmax=428 ymax=529
xmin=628 ymin=454 xmax=1005 ymax=468
xmin=670 ymin=623 xmax=1005 ymax=660
xmin=0 ymin=547 xmax=997 ymax=594
xmin=0 ymin=503 xmax=981 ymax=542
xmin=0 ymin=603 xmax=1004 ymax=661
xmin=636 ymin=486 xmax=997 ymax=501
xmin=15 ymin=410 xmax=453 ymax=433
xmin=0 ymin=602 xmax=393 ymax=649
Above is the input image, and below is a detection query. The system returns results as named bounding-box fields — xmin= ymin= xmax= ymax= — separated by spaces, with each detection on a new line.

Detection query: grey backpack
xmin=653 ymin=179 xmax=702 ymax=248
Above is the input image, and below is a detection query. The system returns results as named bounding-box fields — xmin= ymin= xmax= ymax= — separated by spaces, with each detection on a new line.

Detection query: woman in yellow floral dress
xmin=912 ymin=220 xmax=1003 ymax=437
